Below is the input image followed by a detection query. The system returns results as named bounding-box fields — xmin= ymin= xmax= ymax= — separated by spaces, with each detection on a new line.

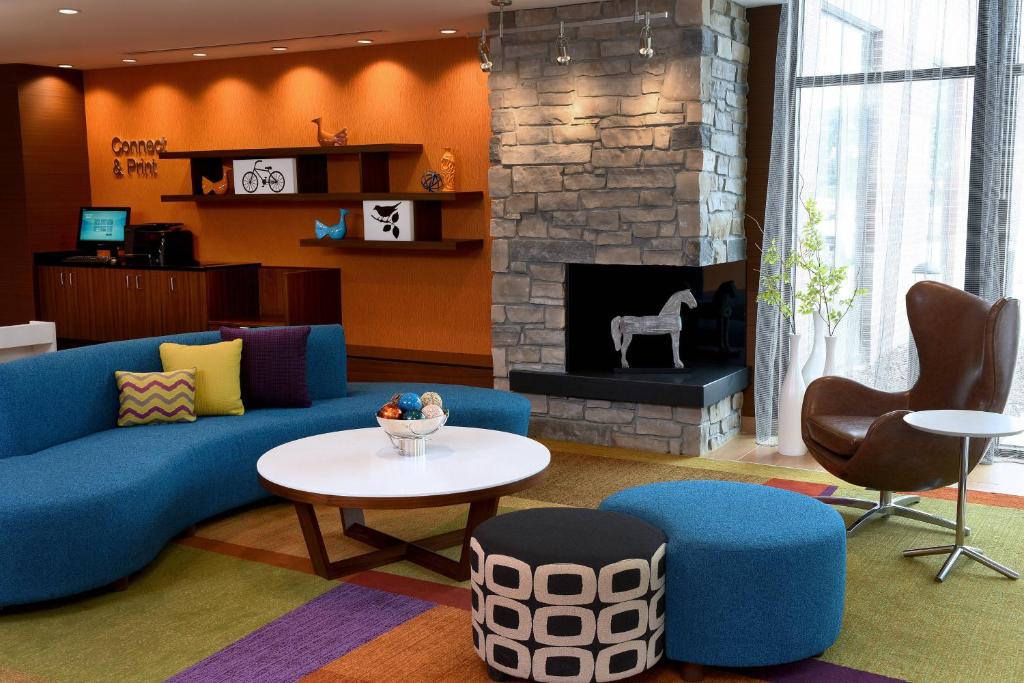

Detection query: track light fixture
xmin=555 ymin=22 xmax=571 ymax=66
xmin=638 ymin=11 xmax=654 ymax=59
xmin=478 ymin=34 xmax=493 ymax=72
xmin=473 ymin=1 xmax=668 ymax=68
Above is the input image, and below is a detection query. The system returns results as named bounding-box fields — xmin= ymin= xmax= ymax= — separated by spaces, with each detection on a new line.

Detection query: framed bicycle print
xmin=232 ymin=157 xmax=297 ymax=195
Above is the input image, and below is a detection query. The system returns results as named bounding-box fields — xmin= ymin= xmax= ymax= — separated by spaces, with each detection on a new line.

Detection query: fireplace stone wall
xmin=489 ymin=0 xmax=750 ymax=455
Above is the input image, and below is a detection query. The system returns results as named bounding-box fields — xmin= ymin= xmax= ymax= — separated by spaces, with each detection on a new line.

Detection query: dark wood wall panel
xmin=0 ymin=67 xmax=30 ymax=326
xmin=743 ymin=6 xmax=782 ymax=418
xmin=346 ymin=345 xmax=494 ymax=388
xmin=0 ymin=65 xmax=91 ymax=326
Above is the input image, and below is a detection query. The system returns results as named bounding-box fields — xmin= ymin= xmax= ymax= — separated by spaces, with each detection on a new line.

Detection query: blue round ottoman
xmin=599 ymin=481 xmax=845 ymax=678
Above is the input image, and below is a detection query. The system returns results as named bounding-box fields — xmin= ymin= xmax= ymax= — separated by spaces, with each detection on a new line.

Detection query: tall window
xmin=757 ymin=0 xmax=1024 ymax=452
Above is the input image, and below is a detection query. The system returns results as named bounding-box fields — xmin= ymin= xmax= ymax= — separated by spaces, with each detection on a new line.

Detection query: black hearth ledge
xmin=509 ymin=365 xmax=749 ymax=409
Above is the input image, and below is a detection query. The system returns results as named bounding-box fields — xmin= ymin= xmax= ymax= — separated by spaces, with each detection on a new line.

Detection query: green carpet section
xmin=826 ymin=485 xmax=1024 ymax=682
xmin=3 ymin=451 xmax=1024 ymax=683
xmin=0 ymin=545 xmax=332 ymax=683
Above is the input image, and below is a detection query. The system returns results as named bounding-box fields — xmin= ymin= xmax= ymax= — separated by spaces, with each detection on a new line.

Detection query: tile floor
xmin=710 ymin=433 xmax=1024 ymax=496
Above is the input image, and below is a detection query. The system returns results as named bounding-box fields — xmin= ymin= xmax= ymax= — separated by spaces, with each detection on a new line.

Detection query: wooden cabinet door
xmin=36 ymin=267 xmax=71 ymax=338
xmin=123 ymin=270 xmax=159 ymax=339
xmin=159 ymin=271 xmax=207 ymax=335
xmin=62 ymin=268 xmax=93 ymax=341
xmin=88 ymin=269 xmax=133 ymax=340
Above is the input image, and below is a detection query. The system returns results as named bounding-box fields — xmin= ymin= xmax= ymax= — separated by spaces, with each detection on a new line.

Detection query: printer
xmin=125 ymin=223 xmax=195 ymax=267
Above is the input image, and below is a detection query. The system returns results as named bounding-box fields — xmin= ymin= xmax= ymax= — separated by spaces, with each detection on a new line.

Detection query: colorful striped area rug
xmin=2 ymin=441 xmax=1023 ymax=682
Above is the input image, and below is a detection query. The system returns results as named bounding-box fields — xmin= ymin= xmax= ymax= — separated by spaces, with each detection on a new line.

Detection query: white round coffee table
xmin=903 ymin=410 xmax=1024 ymax=582
xmin=257 ymin=426 xmax=550 ymax=581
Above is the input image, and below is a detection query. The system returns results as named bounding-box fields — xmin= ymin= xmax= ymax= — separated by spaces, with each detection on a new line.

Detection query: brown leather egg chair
xmin=802 ymin=281 xmax=1020 ymax=535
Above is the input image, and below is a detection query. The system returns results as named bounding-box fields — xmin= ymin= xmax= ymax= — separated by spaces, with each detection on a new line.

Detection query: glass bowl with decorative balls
xmin=376 ymin=390 xmax=449 ymax=457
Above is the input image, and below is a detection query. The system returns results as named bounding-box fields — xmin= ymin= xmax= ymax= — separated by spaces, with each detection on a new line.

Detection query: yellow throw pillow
xmin=159 ymin=339 xmax=244 ymax=416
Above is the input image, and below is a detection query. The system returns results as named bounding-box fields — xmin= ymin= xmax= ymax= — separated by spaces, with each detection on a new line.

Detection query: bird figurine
xmin=201 ymin=163 xmax=232 ymax=195
xmin=315 ymin=208 xmax=350 ymax=240
xmin=312 ymin=117 xmax=348 ymax=146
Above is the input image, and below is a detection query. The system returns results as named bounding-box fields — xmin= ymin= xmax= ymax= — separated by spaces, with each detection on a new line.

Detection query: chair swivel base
xmin=817 ymin=491 xmax=966 ymax=536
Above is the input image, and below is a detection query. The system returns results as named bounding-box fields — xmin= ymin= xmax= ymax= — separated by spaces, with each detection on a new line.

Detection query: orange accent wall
xmin=84 ymin=39 xmax=492 ymax=355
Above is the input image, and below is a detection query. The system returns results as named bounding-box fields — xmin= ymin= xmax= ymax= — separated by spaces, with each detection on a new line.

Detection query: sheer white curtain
xmin=756 ymin=0 xmax=1023 ymax=449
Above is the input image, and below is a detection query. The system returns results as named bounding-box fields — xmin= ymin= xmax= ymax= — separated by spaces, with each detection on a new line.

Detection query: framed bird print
xmin=363 ymin=200 xmax=415 ymax=241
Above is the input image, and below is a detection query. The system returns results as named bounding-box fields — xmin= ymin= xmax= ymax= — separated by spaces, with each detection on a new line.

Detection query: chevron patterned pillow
xmin=114 ymin=368 xmax=198 ymax=427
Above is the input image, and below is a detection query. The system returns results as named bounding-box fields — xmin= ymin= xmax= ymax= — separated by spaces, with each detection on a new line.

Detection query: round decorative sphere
xmin=421 ymin=404 xmax=444 ymax=419
xmin=420 ymin=170 xmax=444 ymax=193
xmin=397 ymin=392 xmax=423 ymax=412
xmin=377 ymin=403 xmax=402 ymax=420
xmin=420 ymin=391 xmax=443 ymax=409
xmin=401 ymin=410 xmax=424 ymax=420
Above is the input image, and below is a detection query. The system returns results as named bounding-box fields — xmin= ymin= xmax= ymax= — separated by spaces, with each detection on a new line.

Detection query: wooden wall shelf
xmin=158 ymin=144 xmax=422 ymax=159
xmin=159 ymin=142 xmax=483 ymax=246
xmin=160 ymin=191 xmax=482 ymax=203
xmin=299 ymin=238 xmax=483 ymax=253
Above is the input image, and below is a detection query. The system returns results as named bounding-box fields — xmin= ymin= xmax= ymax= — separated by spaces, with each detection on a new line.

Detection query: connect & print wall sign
xmin=112 ymin=136 xmax=166 ymax=178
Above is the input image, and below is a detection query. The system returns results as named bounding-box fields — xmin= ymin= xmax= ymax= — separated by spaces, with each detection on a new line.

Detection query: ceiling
xmin=0 ymin=0 xmax=779 ymax=71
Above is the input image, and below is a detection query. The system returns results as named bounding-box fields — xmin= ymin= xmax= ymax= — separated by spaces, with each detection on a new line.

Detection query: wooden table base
xmin=293 ymin=497 xmax=499 ymax=581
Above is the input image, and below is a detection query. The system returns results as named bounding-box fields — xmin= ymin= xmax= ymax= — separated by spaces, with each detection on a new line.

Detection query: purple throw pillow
xmin=219 ymin=326 xmax=312 ymax=408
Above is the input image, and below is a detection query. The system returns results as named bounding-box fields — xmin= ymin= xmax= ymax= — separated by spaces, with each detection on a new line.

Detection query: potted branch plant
xmin=758 ymin=197 xmax=867 ymax=455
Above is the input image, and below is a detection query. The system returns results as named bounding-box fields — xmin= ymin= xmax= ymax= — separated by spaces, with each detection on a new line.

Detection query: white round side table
xmin=902 ymin=410 xmax=1024 ymax=582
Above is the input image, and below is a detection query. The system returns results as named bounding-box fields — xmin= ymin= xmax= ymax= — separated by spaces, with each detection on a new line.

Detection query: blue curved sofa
xmin=0 ymin=325 xmax=530 ymax=607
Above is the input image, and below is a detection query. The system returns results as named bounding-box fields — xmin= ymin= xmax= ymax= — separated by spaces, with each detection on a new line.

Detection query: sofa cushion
xmin=0 ymin=380 xmax=531 ymax=605
xmin=806 ymin=415 xmax=875 ymax=456
xmin=0 ymin=325 xmax=346 ymax=459
xmin=220 ymin=326 xmax=311 ymax=408
xmin=115 ymin=368 xmax=197 ymax=427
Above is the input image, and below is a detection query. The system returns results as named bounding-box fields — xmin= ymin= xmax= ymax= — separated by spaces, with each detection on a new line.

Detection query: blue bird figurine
xmin=315 ymin=208 xmax=349 ymax=240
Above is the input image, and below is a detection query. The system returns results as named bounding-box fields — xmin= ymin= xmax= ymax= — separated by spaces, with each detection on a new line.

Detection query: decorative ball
xmin=420 ymin=170 xmax=444 ymax=193
xmin=397 ymin=392 xmax=423 ymax=412
xmin=377 ymin=403 xmax=402 ymax=420
xmin=401 ymin=410 xmax=423 ymax=420
xmin=421 ymin=404 xmax=444 ymax=419
xmin=420 ymin=391 xmax=443 ymax=409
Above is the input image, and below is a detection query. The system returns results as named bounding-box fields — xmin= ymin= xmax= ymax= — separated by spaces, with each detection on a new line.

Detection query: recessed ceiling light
xmin=57 ymin=8 xmax=79 ymax=15
xmin=122 ymin=58 xmax=137 ymax=63
xmin=356 ymin=39 xmax=373 ymax=44
xmin=192 ymin=52 xmax=207 ymax=57
xmin=271 ymin=46 xmax=288 ymax=51
xmin=58 ymin=64 xmax=73 ymax=68
xmin=440 ymin=29 xmax=457 ymax=34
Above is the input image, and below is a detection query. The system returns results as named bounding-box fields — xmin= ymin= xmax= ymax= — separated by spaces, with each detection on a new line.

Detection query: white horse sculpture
xmin=610 ymin=290 xmax=698 ymax=369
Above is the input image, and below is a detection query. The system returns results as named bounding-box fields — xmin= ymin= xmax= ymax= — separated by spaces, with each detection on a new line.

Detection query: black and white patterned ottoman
xmin=470 ymin=508 xmax=667 ymax=683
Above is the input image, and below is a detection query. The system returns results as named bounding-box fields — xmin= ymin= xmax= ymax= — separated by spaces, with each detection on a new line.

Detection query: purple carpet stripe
xmin=118 ymin=378 xmax=194 ymax=392
xmin=120 ymin=405 xmax=193 ymax=420
xmin=166 ymin=583 xmax=433 ymax=683
xmin=822 ymin=484 xmax=839 ymax=496
xmin=736 ymin=658 xmax=907 ymax=682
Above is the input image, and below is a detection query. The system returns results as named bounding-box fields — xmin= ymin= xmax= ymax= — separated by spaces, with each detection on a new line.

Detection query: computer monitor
xmin=78 ymin=207 xmax=130 ymax=252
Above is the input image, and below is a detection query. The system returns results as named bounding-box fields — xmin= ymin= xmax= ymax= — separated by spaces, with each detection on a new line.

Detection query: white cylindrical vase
xmin=778 ymin=332 xmax=808 ymax=456
xmin=802 ymin=313 xmax=826 ymax=385
xmin=823 ymin=334 xmax=837 ymax=377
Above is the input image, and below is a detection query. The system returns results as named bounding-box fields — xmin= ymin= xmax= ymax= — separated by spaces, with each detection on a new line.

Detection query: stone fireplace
xmin=488 ymin=0 xmax=750 ymax=455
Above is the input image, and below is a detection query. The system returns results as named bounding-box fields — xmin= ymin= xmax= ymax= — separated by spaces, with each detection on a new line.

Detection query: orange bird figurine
xmin=201 ymin=163 xmax=232 ymax=195
xmin=312 ymin=117 xmax=348 ymax=146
